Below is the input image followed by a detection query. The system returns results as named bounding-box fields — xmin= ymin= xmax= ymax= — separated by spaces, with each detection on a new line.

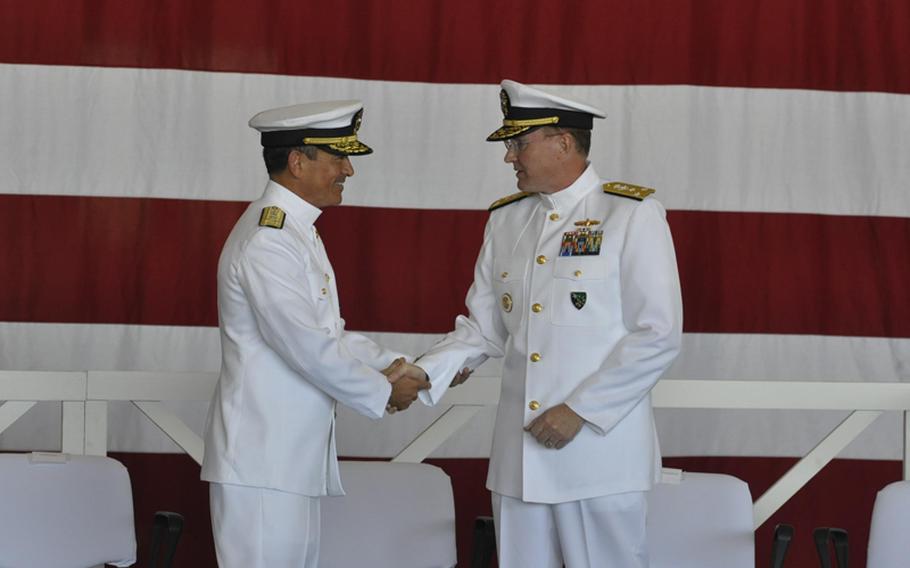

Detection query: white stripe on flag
xmin=3 ymin=64 xmax=909 ymax=216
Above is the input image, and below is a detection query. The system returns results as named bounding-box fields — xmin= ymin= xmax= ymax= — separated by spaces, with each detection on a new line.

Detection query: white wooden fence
xmin=2 ymin=370 xmax=909 ymax=529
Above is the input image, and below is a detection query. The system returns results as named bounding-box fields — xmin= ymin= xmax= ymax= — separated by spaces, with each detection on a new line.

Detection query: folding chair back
xmin=0 ymin=453 xmax=137 ymax=568
xmin=647 ymin=471 xmax=754 ymax=568
xmin=867 ymin=480 xmax=910 ymax=568
xmin=319 ymin=461 xmax=457 ymax=568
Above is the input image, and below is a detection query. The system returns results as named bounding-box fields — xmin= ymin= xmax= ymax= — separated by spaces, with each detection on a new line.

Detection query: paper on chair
xmin=660 ymin=467 xmax=683 ymax=484
xmin=28 ymin=452 xmax=69 ymax=464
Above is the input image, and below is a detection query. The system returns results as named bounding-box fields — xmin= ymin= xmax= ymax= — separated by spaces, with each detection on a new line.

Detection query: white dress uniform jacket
xmin=418 ymin=165 xmax=682 ymax=504
xmin=202 ymin=180 xmax=398 ymax=497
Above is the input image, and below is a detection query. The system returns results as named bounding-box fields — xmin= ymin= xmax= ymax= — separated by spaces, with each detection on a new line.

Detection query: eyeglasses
xmin=503 ymin=137 xmax=531 ymax=153
xmin=502 ymin=131 xmax=562 ymax=154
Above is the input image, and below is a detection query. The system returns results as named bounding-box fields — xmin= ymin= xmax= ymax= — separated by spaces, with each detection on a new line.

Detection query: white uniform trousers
xmin=492 ymin=491 xmax=649 ymax=568
xmin=210 ymin=482 xmax=320 ymax=568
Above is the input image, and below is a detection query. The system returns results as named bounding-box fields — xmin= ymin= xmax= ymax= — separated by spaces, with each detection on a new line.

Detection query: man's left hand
xmin=524 ymin=404 xmax=584 ymax=449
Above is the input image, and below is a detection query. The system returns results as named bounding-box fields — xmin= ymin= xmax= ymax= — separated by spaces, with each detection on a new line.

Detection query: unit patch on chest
xmin=570 ymin=292 xmax=587 ymax=310
xmin=259 ymin=206 xmax=286 ymax=229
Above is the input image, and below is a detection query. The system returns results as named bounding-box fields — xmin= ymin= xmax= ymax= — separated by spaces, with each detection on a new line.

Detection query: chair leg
xmin=472 ymin=516 xmax=496 ymax=568
xmin=149 ymin=511 xmax=185 ymax=567
xmin=770 ymin=523 xmax=793 ymax=568
xmin=813 ymin=527 xmax=849 ymax=568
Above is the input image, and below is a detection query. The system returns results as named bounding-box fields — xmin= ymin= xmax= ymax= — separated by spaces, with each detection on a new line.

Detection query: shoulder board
xmin=259 ymin=206 xmax=286 ymax=229
xmin=488 ymin=192 xmax=531 ymax=212
xmin=603 ymin=182 xmax=655 ymax=201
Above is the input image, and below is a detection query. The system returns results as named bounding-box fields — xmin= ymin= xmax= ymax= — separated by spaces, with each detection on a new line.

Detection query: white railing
xmin=2 ymin=370 xmax=909 ymax=529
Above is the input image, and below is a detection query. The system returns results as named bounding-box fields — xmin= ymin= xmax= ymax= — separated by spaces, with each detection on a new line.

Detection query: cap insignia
xmin=353 ymin=109 xmax=363 ymax=133
xmin=500 ymin=89 xmax=510 ymax=116
xmin=603 ymin=182 xmax=655 ymax=201
xmin=488 ymin=191 xmax=531 ymax=212
xmin=259 ymin=206 xmax=286 ymax=229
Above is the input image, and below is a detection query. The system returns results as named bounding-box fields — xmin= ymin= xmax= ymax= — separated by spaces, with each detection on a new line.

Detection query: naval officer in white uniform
xmin=398 ymin=80 xmax=683 ymax=567
xmin=201 ymin=100 xmax=429 ymax=567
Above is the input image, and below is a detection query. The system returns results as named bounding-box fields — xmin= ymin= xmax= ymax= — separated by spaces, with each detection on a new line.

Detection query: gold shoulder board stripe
xmin=259 ymin=206 xmax=286 ymax=229
xmin=603 ymin=182 xmax=655 ymax=201
xmin=488 ymin=192 xmax=531 ymax=212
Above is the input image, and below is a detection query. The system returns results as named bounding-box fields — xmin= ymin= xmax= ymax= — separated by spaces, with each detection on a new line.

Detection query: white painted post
xmin=904 ymin=410 xmax=910 ymax=481
xmin=85 ymin=400 xmax=109 ymax=456
xmin=61 ymin=401 xmax=85 ymax=454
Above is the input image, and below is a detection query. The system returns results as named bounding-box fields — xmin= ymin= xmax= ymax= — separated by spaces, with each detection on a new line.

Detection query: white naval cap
xmin=487 ymin=79 xmax=606 ymax=141
xmin=249 ymin=100 xmax=372 ymax=155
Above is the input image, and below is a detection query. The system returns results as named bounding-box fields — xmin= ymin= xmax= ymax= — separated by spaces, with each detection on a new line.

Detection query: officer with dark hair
xmin=202 ymin=100 xmax=428 ymax=567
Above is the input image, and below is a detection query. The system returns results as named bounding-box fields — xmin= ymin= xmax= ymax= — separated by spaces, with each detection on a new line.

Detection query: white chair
xmin=0 ymin=453 xmax=137 ymax=568
xmin=814 ymin=480 xmax=910 ymax=568
xmin=319 ymin=460 xmax=457 ymax=568
xmin=473 ymin=470 xmax=792 ymax=568
xmin=648 ymin=471 xmax=756 ymax=568
xmin=865 ymin=480 xmax=910 ymax=568
xmin=0 ymin=452 xmax=183 ymax=568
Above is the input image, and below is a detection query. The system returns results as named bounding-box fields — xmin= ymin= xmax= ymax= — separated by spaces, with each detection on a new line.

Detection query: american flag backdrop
xmin=2 ymin=1 xmax=909 ymax=565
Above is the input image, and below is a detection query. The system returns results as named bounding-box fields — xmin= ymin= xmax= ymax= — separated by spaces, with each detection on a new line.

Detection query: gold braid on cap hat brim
xmin=502 ymin=117 xmax=560 ymax=127
xmin=487 ymin=116 xmax=561 ymax=141
xmin=302 ymin=134 xmax=372 ymax=155
xmin=303 ymin=134 xmax=359 ymax=145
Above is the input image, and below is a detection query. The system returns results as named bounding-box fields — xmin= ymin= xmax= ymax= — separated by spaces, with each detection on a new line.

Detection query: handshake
xmin=381 ymin=358 xmax=473 ymax=414
xmin=382 ymin=358 xmax=429 ymax=413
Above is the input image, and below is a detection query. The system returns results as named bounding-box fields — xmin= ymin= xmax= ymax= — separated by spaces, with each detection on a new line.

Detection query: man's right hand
xmin=388 ymin=376 xmax=429 ymax=411
xmin=383 ymin=358 xmax=428 ymax=384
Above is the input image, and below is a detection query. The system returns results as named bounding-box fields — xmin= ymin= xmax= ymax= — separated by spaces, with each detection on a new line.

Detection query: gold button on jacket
xmin=530 ymin=352 xmax=541 ymax=362
xmin=532 ymin=303 xmax=543 ymax=313
xmin=528 ymin=400 xmax=541 ymax=411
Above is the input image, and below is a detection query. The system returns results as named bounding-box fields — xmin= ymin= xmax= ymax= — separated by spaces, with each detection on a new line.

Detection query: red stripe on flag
xmin=0 ymin=195 xmax=243 ymax=327
xmin=2 ymin=195 xmax=908 ymax=337
xmin=672 ymin=210 xmax=910 ymax=337
xmin=1 ymin=0 xmax=908 ymax=93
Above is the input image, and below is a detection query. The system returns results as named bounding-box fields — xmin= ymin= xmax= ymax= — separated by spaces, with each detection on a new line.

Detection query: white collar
xmin=538 ymin=163 xmax=600 ymax=211
xmin=261 ymin=180 xmax=323 ymax=228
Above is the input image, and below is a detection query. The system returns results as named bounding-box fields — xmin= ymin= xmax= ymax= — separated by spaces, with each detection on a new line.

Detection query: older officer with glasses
xmin=396 ymin=80 xmax=683 ymax=567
